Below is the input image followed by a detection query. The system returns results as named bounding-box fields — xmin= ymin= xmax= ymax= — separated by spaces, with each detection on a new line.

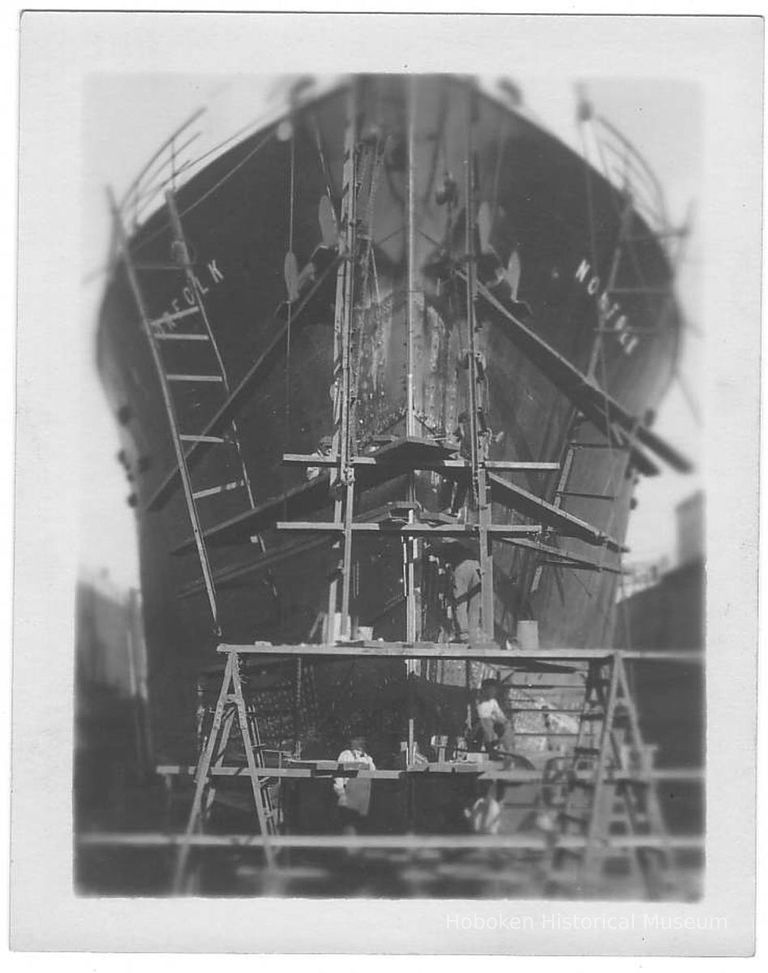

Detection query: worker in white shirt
xmin=466 ymin=782 xmax=503 ymax=835
xmin=333 ymin=733 xmax=376 ymax=836
xmin=476 ymin=679 xmax=515 ymax=760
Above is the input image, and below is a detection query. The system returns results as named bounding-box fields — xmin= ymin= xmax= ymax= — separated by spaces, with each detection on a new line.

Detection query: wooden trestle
xmin=145 ymin=642 xmax=704 ymax=897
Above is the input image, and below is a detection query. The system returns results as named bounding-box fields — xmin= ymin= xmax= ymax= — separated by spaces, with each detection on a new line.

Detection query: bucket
xmin=517 ymin=620 xmax=539 ymax=651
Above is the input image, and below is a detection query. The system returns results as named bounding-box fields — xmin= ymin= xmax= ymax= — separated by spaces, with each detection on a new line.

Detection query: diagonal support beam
xmin=148 ymin=257 xmax=340 ymax=511
xmin=488 ymin=472 xmax=623 ymax=552
xmin=465 ymin=274 xmax=692 ymax=474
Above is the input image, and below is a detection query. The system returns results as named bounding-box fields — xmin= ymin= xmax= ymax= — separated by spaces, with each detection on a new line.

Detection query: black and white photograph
xmin=11 ymin=9 xmax=761 ymax=956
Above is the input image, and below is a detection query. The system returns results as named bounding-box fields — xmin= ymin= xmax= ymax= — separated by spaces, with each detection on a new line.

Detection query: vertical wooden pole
xmin=173 ymin=653 xmax=235 ymax=891
xmin=581 ymin=652 xmax=622 ymax=889
xmin=329 ymin=82 xmax=359 ymax=641
xmin=462 ymin=91 xmax=495 ymax=642
xmin=230 ymin=652 xmax=276 ymax=867
xmin=406 ymin=74 xmax=417 ymax=439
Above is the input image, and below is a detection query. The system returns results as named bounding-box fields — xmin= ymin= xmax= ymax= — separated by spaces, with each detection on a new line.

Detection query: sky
xmin=79 ymin=71 xmax=703 ymax=589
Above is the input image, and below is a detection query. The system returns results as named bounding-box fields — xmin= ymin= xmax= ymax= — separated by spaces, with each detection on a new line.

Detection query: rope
xmin=130 ymin=131 xmax=275 ymax=257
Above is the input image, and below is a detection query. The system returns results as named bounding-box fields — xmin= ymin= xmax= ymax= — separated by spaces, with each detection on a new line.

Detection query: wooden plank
xmin=488 ymin=473 xmax=623 ymax=552
xmin=275 ymin=521 xmax=544 ymax=536
xmin=169 ymin=474 xmax=331 ymax=554
xmin=498 ymin=535 xmax=624 ymax=573
xmin=78 ymin=832 xmax=704 ymax=851
xmin=219 ymin=642 xmax=605 ymax=660
xmin=283 ymin=452 xmax=559 ymax=473
xmin=216 ymin=642 xmax=703 ymax=664
xmin=177 ymin=534 xmax=332 ymax=599
xmin=154 ymin=333 xmax=210 ymax=342
xmin=148 ymin=306 xmax=200 ymax=328
xmin=156 ymin=762 xmax=704 ymax=782
xmin=484 ymin=460 xmax=560 ymax=471
xmin=166 ymin=374 xmax=224 ymax=383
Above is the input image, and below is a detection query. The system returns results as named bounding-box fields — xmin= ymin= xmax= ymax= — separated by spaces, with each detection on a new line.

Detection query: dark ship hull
xmin=97 ymin=76 xmax=682 ymax=764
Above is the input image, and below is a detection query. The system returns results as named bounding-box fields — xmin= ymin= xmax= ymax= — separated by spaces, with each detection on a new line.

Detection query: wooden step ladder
xmin=541 ymin=653 xmax=675 ymax=898
xmin=173 ymin=651 xmax=278 ymax=892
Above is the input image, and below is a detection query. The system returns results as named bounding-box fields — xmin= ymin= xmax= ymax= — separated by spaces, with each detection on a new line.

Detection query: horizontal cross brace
xmin=148 ymin=306 xmax=200 ymax=328
xmin=154 ymin=763 xmax=704 ymax=782
xmin=153 ymin=332 xmax=210 ymax=342
xmin=609 ymin=287 xmax=671 ymax=295
xmin=132 ymin=262 xmax=185 ymax=271
xmin=556 ymin=491 xmax=617 ymax=501
xmin=569 ymin=442 xmax=626 ymax=450
xmin=217 ymin=642 xmax=703 ymax=664
xmin=193 ymin=480 xmax=245 ymax=500
xmin=167 ymin=374 xmax=223 ymax=382
xmin=276 ymin=521 xmax=544 ymax=536
xmin=282 ymin=452 xmax=559 ymax=473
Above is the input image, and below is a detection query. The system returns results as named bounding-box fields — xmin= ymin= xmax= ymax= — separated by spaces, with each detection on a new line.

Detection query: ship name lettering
xmin=574 ymin=257 xmax=638 ymax=357
xmin=597 ymin=293 xmax=620 ymax=322
xmin=154 ymin=257 xmax=225 ymax=333
xmin=192 ymin=274 xmax=209 ymax=295
xmin=574 ymin=258 xmax=591 ymax=283
xmin=207 ymin=259 xmax=224 ymax=283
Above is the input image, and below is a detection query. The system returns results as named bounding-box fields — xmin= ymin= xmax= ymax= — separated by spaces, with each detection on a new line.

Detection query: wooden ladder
xmin=541 ymin=652 xmax=676 ymax=898
xmin=109 ymin=187 xmax=265 ymax=632
xmin=173 ymin=649 xmax=278 ymax=892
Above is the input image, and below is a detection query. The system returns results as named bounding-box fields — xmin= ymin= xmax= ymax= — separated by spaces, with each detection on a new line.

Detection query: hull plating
xmin=98 ymin=77 xmax=681 ymax=760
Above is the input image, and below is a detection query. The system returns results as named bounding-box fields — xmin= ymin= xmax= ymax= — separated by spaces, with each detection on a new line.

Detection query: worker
xmin=333 ymin=731 xmax=376 ymax=837
xmin=465 ymin=781 xmax=503 ymax=834
xmin=476 ymin=679 xmax=515 ymax=760
xmin=444 ymin=543 xmax=483 ymax=642
xmin=446 ymin=411 xmax=471 ymax=515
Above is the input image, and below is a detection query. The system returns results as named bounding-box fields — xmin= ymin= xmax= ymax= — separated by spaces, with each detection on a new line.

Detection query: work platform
xmin=219 ymin=642 xmax=700 ymax=663
xmin=137 ymin=640 xmax=704 ymax=897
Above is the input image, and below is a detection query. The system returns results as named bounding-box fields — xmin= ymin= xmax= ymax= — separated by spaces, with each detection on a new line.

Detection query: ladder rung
xmin=149 ymin=306 xmax=200 ymax=328
xmin=610 ymin=287 xmax=670 ymax=295
xmin=180 ymin=434 xmax=225 ymax=444
xmin=193 ymin=480 xmax=245 ymax=500
xmin=568 ymin=442 xmax=627 ymax=451
xmin=556 ymin=491 xmax=617 ymax=502
xmin=154 ymin=332 xmax=210 ymax=342
xmin=167 ymin=374 xmax=224 ymax=382
xmin=133 ymin=261 xmax=186 ymax=271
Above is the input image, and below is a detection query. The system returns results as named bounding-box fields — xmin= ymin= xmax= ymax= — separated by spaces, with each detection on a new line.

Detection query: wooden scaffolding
xmin=94 ymin=78 xmax=702 ymax=898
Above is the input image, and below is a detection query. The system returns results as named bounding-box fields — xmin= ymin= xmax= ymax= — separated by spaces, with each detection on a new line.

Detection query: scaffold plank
xmin=216 ymin=642 xmax=702 ymax=663
xmin=276 ymin=521 xmax=544 ymax=536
